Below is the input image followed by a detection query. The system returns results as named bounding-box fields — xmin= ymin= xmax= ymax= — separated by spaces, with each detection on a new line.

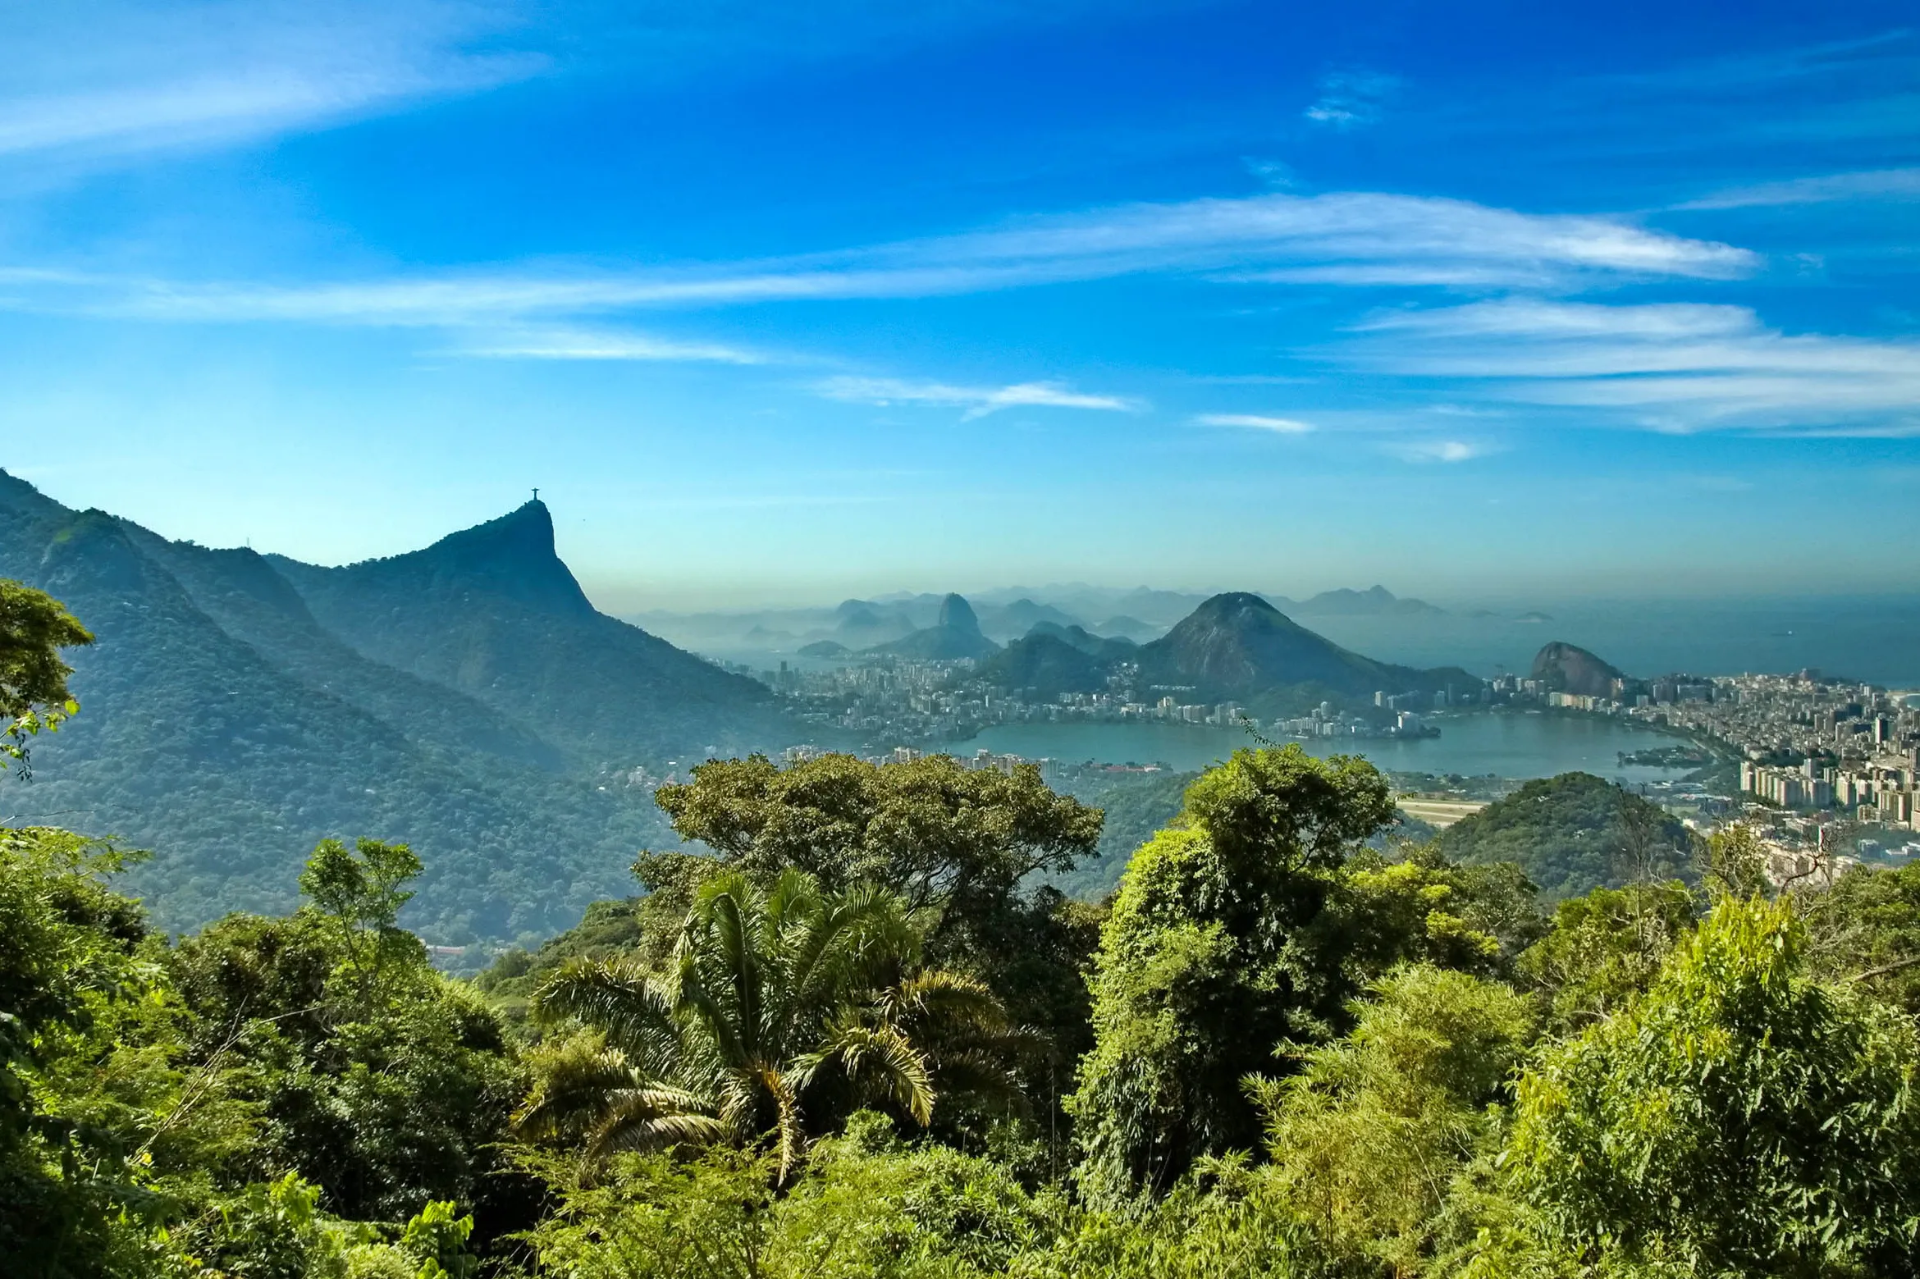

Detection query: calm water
xmin=970 ymin=712 xmax=1694 ymax=782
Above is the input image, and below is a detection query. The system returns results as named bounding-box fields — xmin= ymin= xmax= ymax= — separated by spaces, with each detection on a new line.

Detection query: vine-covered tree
xmin=1516 ymin=879 xmax=1697 ymax=1034
xmin=651 ymin=751 xmax=1101 ymax=924
xmin=1067 ymin=745 xmax=1399 ymax=1201
xmin=1252 ymin=964 xmax=1535 ymax=1275
xmin=170 ymin=838 xmax=524 ymax=1228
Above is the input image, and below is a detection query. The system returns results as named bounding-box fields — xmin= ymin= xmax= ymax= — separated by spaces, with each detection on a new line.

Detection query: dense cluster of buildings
xmin=1740 ymin=758 xmax=1919 ymax=831
xmin=727 ymin=650 xmax=1920 ymax=879
xmin=1484 ymin=666 xmax=1920 ymax=829
xmin=1625 ymin=673 xmax=1920 ymax=828
xmin=742 ymin=651 xmax=1454 ymax=747
xmin=1270 ymin=701 xmax=1437 ymax=740
xmin=1429 ymin=666 xmax=1920 ymax=875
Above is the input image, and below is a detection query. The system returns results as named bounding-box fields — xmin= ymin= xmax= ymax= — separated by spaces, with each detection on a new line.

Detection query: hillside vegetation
xmin=14 ymin=563 xmax=1920 ymax=1279
xmin=0 ymin=472 xmax=801 ymax=944
xmin=14 ymin=727 xmax=1920 ymax=1278
xmin=1435 ymin=770 xmax=1694 ymax=900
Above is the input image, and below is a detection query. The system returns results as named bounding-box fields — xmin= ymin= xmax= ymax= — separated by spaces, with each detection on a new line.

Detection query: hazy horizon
xmin=13 ymin=468 xmax=1920 ymax=618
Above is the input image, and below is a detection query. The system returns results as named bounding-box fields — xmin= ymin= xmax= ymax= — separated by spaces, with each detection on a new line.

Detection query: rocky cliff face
xmin=936 ymin=592 xmax=981 ymax=634
xmin=1530 ymin=641 xmax=1626 ymax=698
xmin=869 ymin=593 xmax=1000 ymax=660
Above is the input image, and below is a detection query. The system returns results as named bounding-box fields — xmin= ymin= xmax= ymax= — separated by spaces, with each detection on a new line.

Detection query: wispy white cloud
xmin=1303 ymin=69 xmax=1399 ymax=128
xmin=1194 ymin=413 xmax=1314 ymax=433
xmin=877 ymin=191 xmax=1754 ymax=287
xmin=813 ymin=375 xmax=1143 ymax=420
xmin=0 ymin=1 xmax=539 ymax=168
xmin=0 ymin=188 xmax=1760 ymax=328
xmin=1345 ymin=298 xmax=1920 ymax=434
xmin=1355 ymin=298 xmax=1753 ymax=342
xmin=1674 ymin=166 xmax=1920 ymax=210
xmin=451 ymin=326 xmax=764 ymax=364
xmin=1241 ymin=157 xmax=1298 ymax=189
xmin=1395 ymin=439 xmax=1484 ymax=463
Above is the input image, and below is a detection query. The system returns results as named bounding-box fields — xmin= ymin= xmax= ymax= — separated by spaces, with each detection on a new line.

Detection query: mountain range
xmin=982 ymin=592 xmax=1472 ymax=709
xmin=0 ymin=473 xmax=794 ymax=945
xmin=807 ymin=590 xmax=1464 ymax=709
xmin=2 ymin=472 xmax=1491 ymax=947
xmin=629 ymin=584 xmax=1453 ymax=652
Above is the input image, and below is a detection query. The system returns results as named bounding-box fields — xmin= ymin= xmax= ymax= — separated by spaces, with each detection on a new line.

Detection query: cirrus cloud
xmin=1396 ymin=438 xmax=1485 ymax=463
xmin=0 ymin=0 xmax=540 ymax=169
xmin=1344 ymin=298 xmax=1920 ymax=435
xmin=0 ymin=189 xmax=1760 ymax=330
xmin=812 ymin=375 xmax=1144 ymax=420
xmin=1194 ymin=413 xmax=1315 ymax=433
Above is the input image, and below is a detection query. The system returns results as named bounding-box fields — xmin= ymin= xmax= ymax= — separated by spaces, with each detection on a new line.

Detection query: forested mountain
xmin=967 ymin=591 xmax=1459 ymax=706
xmin=974 ymin=591 xmax=1472 ymax=710
xmin=118 ymin=520 xmax=567 ymax=771
xmin=1435 ymin=771 xmax=1694 ymax=900
xmin=264 ymin=501 xmax=787 ymax=761
xmin=977 ymin=632 xmax=1111 ymax=697
xmin=0 ymin=472 xmax=800 ymax=942
xmin=977 ymin=618 xmax=1141 ymax=696
xmin=1026 ymin=619 xmax=1139 ymax=659
xmin=1134 ymin=593 xmax=1470 ymax=704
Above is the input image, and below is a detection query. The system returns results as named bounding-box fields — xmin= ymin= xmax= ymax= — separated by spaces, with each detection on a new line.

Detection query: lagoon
xmin=969 ymin=711 xmax=1697 ymax=783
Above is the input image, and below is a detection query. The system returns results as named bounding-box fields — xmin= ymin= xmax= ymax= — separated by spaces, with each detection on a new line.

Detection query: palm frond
xmin=532 ymin=956 xmax=681 ymax=1068
xmin=790 ymin=884 xmax=919 ymax=1014
xmin=762 ymin=866 xmax=819 ymax=934
xmin=686 ymin=874 xmax=770 ymax=1060
xmin=882 ymin=969 xmax=1007 ymax=1028
xmin=925 ymin=1049 xmax=1031 ymax=1116
xmin=590 ymin=1108 xmax=733 ymax=1160
xmin=513 ymin=1038 xmax=644 ymax=1142
xmin=514 ymin=869 xmax=1011 ymax=1175
xmin=715 ymin=1074 xmax=762 ymax=1134
xmin=677 ymin=958 xmax=754 ymax=1072
xmin=745 ymin=1060 xmax=808 ymax=1183
xmin=802 ymin=1019 xmax=936 ymax=1127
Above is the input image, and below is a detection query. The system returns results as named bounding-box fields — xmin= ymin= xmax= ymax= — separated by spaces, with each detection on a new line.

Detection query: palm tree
xmin=516 ymin=868 xmax=1028 ymax=1179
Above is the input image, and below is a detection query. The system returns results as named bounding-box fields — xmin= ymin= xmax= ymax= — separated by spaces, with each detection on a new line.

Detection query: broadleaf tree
xmin=0 ymin=579 xmax=94 ymax=779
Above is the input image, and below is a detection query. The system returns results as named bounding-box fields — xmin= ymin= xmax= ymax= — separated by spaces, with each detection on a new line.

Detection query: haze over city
xmin=4 ymin=0 xmax=1918 ymax=607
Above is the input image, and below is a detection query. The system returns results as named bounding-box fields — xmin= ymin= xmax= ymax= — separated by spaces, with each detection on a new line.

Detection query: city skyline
xmin=4 ymin=1 xmax=1918 ymax=604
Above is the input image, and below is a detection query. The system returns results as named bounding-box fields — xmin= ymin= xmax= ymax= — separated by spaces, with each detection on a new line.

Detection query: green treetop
xmin=1501 ymin=894 xmax=1920 ymax=1275
xmin=0 ymin=579 xmax=94 ymax=777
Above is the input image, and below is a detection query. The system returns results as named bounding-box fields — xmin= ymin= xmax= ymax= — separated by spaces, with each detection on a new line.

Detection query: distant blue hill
xmin=867 ymin=593 xmax=1001 ymax=661
xmin=1281 ymin=585 xmax=1446 ymax=617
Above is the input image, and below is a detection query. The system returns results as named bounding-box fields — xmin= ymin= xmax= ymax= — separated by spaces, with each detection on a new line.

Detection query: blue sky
xmin=3 ymin=0 xmax=1917 ymax=608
